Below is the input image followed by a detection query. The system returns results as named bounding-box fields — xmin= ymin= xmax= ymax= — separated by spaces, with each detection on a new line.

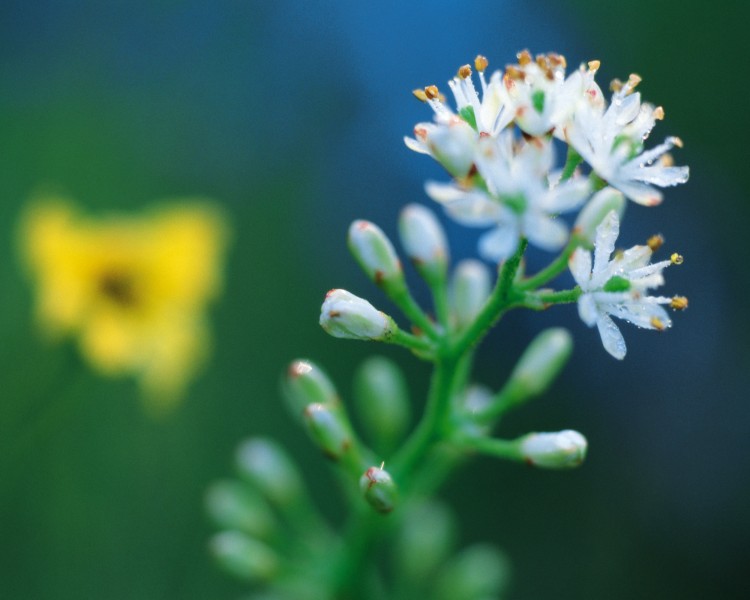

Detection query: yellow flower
xmin=19 ymin=196 xmax=229 ymax=413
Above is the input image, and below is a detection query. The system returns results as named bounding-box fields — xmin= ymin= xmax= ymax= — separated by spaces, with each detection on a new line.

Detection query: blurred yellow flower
xmin=19 ymin=196 xmax=229 ymax=412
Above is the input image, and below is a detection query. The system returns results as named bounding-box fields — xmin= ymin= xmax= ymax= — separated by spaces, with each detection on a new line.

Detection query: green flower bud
xmin=209 ymin=531 xmax=278 ymax=582
xmin=435 ymin=544 xmax=511 ymax=600
xmin=394 ymin=500 xmax=456 ymax=581
xmin=282 ymin=359 xmax=338 ymax=417
xmin=575 ymin=187 xmax=626 ymax=247
xmin=319 ymin=289 xmax=397 ymax=341
xmin=303 ymin=403 xmax=353 ymax=462
xmin=205 ymin=480 xmax=275 ymax=538
xmin=506 ymin=327 xmax=572 ymax=401
xmin=399 ymin=204 xmax=449 ymax=283
xmin=451 ymin=259 xmax=491 ymax=327
xmin=235 ymin=438 xmax=303 ymax=507
xmin=519 ymin=429 xmax=588 ymax=469
xmin=353 ymin=356 xmax=411 ymax=454
xmin=359 ymin=465 xmax=398 ymax=514
xmin=347 ymin=220 xmax=406 ymax=295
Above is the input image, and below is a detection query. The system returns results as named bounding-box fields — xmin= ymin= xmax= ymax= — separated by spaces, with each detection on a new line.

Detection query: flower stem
xmin=518 ymin=236 xmax=581 ymax=291
xmin=391 ymin=289 xmax=440 ymax=341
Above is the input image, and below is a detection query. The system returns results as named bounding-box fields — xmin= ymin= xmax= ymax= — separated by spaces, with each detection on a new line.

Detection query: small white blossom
xmin=520 ymin=430 xmax=587 ymax=469
xmin=426 ymin=134 xmax=590 ymax=262
xmin=569 ymin=210 xmax=678 ymax=359
xmin=319 ymin=289 xmax=396 ymax=341
xmin=564 ymin=74 xmax=689 ymax=206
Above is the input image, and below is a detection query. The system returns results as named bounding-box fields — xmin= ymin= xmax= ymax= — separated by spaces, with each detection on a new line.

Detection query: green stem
xmin=451 ymin=240 xmax=527 ymax=357
xmin=590 ymin=172 xmax=608 ymax=191
xmin=391 ymin=355 xmax=458 ymax=485
xmin=391 ymin=289 xmax=440 ymax=341
xmin=330 ymin=508 xmax=385 ymax=599
xmin=389 ymin=329 xmax=434 ymax=355
xmin=451 ymin=433 xmax=524 ymax=463
xmin=531 ymin=287 xmax=581 ymax=305
xmin=432 ymin=276 xmax=451 ymax=331
xmin=518 ymin=236 xmax=581 ymax=291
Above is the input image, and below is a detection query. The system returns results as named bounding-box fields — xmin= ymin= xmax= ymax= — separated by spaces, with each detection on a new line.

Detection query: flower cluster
xmin=407 ymin=51 xmax=689 ymax=358
xmin=407 ymin=51 xmax=688 ymax=261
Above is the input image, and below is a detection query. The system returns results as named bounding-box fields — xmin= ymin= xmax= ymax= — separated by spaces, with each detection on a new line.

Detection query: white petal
xmin=596 ymin=314 xmax=627 ymax=359
xmin=577 ymin=293 xmax=599 ymax=327
xmin=610 ymin=178 xmax=663 ymax=206
xmin=478 ymin=224 xmax=520 ymax=262
xmin=593 ymin=211 xmax=619 ymax=274
xmin=569 ymin=248 xmax=592 ymax=288
xmin=524 ymin=213 xmax=568 ymax=251
xmin=541 ymin=178 xmax=591 ymax=213
xmin=404 ymin=136 xmax=431 ymax=154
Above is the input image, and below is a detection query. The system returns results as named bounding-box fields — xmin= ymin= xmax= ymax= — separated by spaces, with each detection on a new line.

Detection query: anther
xmin=610 ymin=78 xmax=623 ymax=92
xmin=647 ymin=234 xmax=664 ymax=252
xmin=549 ymin=53 xmax=566 ymax=68
xmin=626 ymin=73 xmax=642 ymax=92
xmin=458 ymin=64 xmax=472 ymax=79
xmin=505 ymin=65 xmax=524 ymax=80
xmin=424 ymin=85 xmax=439 ymax=100
xmin=517 ymin=49 xmax=532 ymax=66
xmin=474 ymin=55 xmax=489 ymax=72
xmin=660 ymin=153 xmax=674 ymax=167
xmin=587 ymin=60 xmax=601 ymax=72
xmin=650 ymin=316 xmax=666 ymax=331
xmin=653 ymin=106 xmax=665 ymax=120
xmin=670 ymin=296 xmax=689 ymax=310
xmin=412 ymin=88 xmax=428 ymax=102
xmin=672 ymin=136 xmax=684 ymax=148
xmin=670 ymin=253 xmax=684 ymax=265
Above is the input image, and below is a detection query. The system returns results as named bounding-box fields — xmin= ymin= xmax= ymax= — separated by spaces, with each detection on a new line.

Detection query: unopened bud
xmin=520 ymin=430 xmax=587 ymax=469
xmin=303 ymin=403 xmax=353 ymax=461
xmin=320 ymin=289 xmax=397 ymax=341
xmin=348 ymin=220 xmax=405 ymax=295
xmin=399 ymin=204 xmax=449 ymax=283
xmin=209 ymin=531 xmax=278 ymax=582
xmin=395 ymin=500 xmax=456 ymax=581
xmin=205 ymin=480 xmax=275 ymax=538
xmin=507 ymin=328 xmax=572 ymax=401
xmin=452 ymin=259 xmax=491 ymax=327
xmin=235 ymin=438 xmax=303 ymax=507
xmin=435 ymin=544 xmax=511 ymax=600
xmin=353 ymin=356 xmax=411 ymax=454
xmin=359 ymin=465 xmax=398 ymax=514
xmin=425 ymin=120 xmax=477 ymax=177
xmin=575 ymin=188 xmax=626 ymax=247
xmin=282 ymin=359 xmax=338 ymax=417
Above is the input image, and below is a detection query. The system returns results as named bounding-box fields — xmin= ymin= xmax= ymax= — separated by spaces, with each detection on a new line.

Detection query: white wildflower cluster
xmin=407 ymin=50 xmax=689 ymax=358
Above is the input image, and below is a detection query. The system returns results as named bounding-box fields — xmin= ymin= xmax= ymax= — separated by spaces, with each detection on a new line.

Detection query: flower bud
xmin=235 ymin=438 xmax=303 ymax=507
xmin=399 ymin=204 xmax=449 ymax=283
xmin=347 ymin=220 xmax=406 ymax=295
xmin=520 ymin=429 xmax=587 ymax=469
xmin=451 ymin=259 xmax=491 ymax=327
xmin=359 ymin=465 xmax=398 ymax=514
xmin=353 ymin=356 xmax=411 ymax=454
xmin=575 ymin=188 xmax=626 ymax=247
xmin=303 ymin=402 xmax=353 ymax=462
xmin=435 ymin=544 xmax=511 ymax=600
xmin=205 ymin=480 xmax=275 ymax=538
xmin=282 ymin=359 xmax=338 ymax=417
xmin=209 ymin=531 xmax=278 ymax=582
xmin=426 ymin=120 xmax=477 ymax=178
xmin=394 ymin=500 xmax=456 ymax=581
xmin=506 ymin=328 xmax=572 ymax=401
xmin=319 ymin=289 xmax=397 ymax=341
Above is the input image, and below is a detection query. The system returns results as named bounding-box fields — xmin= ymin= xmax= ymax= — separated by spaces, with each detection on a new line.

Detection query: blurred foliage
xmin=1 ymin=1 xmax=748 ymax=599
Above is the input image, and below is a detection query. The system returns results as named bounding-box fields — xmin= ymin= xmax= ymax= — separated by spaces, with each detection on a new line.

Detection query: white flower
xmin=520 ymin=430 xmax=587 ymax=469
xmin=569 ymin=210 xmax=677 ymax=359
xmin=503 ymin=50 xmax=588 ymax=137
xmin=564 ymin=74 xmax=689 ymax=206
xmin=404 ymin=56 xmax=514 ymax=173
xmin=426 ymin=134 xmax=590 ymax=262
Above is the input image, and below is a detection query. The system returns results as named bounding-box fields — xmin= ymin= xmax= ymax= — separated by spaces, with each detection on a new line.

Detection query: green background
xmin=1 ymin=1 xmax=748 ymax=598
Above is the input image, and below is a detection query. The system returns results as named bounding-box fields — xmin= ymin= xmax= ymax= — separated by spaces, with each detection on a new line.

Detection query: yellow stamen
xmin=458 ymin=64 xmax=472 ymax=79
xmin=424 ymin=85 xmax=439 ymax=100
xmin=672 ymin=136 xmax=684 ymax=148
xmin=670 ymin=253 xmax=684 ymax=265
xmin=647 ymin=234 xmax=664 ymax=252
xmin=474 ymin=55 xmax=489 ymax=72
xmin=505 ymin=65 xmax=524 ymax=80
xmin=650 ymin=316 xmax=666 ymax=331
xmin=412 ymin=88 xmax=428 ymax=102
xmin=610 ymin=78 xmax=623 ymax=92
xmin=654 ymin=106 xmax=665 ymax=120
xmin=587 ymin=60 xmax=601 ymax=72
xmin=670 ymin=296 xmax=689 ymax=310
xmin=517 ymin=49 xmax=532 ymax=66
xmin=660 ymin=153 xmax=674 ymax=167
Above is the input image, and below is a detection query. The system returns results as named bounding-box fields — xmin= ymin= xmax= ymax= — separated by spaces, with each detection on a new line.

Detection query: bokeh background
xmin=2 ymin=1 xmax=749 ymax=598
